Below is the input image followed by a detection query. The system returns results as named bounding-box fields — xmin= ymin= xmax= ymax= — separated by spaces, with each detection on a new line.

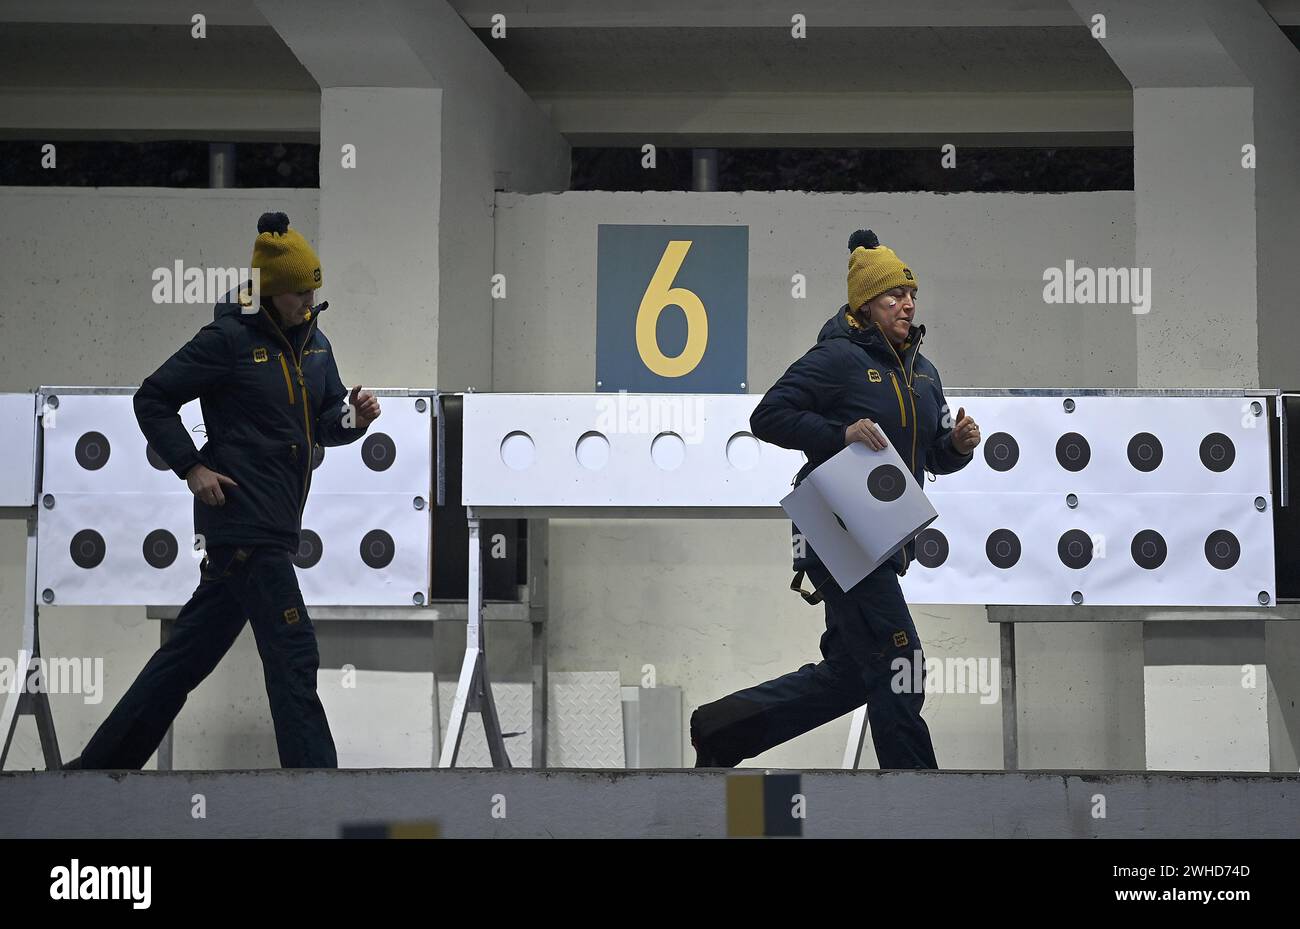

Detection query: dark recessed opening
xmin=571 ymin=146 xmax=1133 ymax=193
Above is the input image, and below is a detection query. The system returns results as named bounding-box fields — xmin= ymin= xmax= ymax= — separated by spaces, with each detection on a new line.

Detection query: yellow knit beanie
xmin=251 ymin=212 xmax=322 ymax=297
xmin=846 ymin=229 xmax=917 ymax=311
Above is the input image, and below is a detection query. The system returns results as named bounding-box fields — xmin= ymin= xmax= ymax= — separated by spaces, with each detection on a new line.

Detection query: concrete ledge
xmin=2 ymin=769 xmax=1297 ymax=838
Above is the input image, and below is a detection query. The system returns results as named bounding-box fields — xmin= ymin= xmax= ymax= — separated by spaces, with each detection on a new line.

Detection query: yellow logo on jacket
xmin=867 ymin=369 xmax=882 ymax=382
xmin=252 ymin=347 xmax=268 ymax=363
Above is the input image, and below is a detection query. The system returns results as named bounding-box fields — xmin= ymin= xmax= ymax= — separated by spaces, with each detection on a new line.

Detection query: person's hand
xmin=950 ymin=406 xmax=980 ymax=454
xmin=186 ymin=464 xmax=238 ymax=506
xmin=845 ymin=418 xmax=889 ymax=451
xmin=349 ymin=385 xmax=381 ymax=428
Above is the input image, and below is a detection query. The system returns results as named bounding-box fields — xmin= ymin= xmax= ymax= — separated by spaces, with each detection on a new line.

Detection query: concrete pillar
xmin=256 ymin=0 xmax=569 ymax=394
xmin=375 ymin=0 xmax=570 ymax=392
xmin=1197 ymin=0 xmax=1300 ymax=773
xmin=1072 ymin=0 xmax=1297 ymax=770
xmin=256 ymin=0 xmax=442 ymax=391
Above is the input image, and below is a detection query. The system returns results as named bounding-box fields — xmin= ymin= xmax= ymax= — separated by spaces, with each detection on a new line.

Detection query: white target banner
xmin=460 ymin=391 xmax=1278 ymax=608
xmin=35 ymin=391 xmax=434 ymax=606
xmin=934 ymin=395 xmax=1269 ymax=495
xmin=899 ymin=492 xmax=1274 ymax=606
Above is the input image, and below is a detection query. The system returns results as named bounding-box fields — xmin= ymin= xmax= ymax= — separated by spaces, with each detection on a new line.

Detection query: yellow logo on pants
xmin=253 ymin=346 xmax=268 ymax=363
xmin=893 ymin=630 xmax=909 ymax=647
xmin=283 ymin=607 xmax=300 ymax=625
xmin=867 ymin=369 xmax=882 ymax=382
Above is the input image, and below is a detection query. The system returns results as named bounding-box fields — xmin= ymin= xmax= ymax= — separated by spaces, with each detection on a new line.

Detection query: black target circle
xmin=915 ymin=528 xmax=949 ymax=568
xmin=69 ymin=529 xmax=106 ymax=569
xmin=292 ymin=529 xmax=324 ymax=569
xmin=1131 ymin=529 xmax=1167 ymax=570
xmin=986 ymin=529 xmax=1021 ymax=569
xmin=1204 ymin=529 xmax=1240 ymax=570
xmin=1200 ymin=433 xmax=1235 ymax=472
xmin=141 ymin=529 xmax=178 ymax=569
xmin=360 ymin=529 xmax=395 ymax=569
xmin=362 ymin=433 xmax=397 ymax=472
xmin=867 ymin=464 xmax=907 ymax=502
xmin=1055 ymin=432 xmax=1091 ymax=472
xmin=1127 ymin=432 xmax=1163 ymax=472
xmin=145 ymin=444 xmax=170 ymax=471
xmin=1058 ymin=529 xmax=1094 ymax=569
xmin=75 ymin=431 xmax=111 ymax=471
xmin=984 ymin=432 xmax=1019 ymax=472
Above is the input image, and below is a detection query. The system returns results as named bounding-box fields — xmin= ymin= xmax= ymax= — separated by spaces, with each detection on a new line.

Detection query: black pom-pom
xmin=257 ymin=211 xmax=290 ymax=235
xmin=848 ymin=229 xmax=879 ymax=251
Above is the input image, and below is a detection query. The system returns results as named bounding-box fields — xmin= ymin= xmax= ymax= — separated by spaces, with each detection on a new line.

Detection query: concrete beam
xmin=447 ymin=0 xmax=1088 ymax=28
xmin=0 ymin=0 xmax=268 ymax=25
xmin=542 ymin=91 xmax=1132 ymax=144
xmin=255 ymin=0 xmax=434 ymax=88
xmin=0 ymin=88 xmax=319 ymax=140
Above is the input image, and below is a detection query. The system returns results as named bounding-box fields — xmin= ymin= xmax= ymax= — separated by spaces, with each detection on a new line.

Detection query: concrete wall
xmin=491 ymin=189 xmax=1144 ymax=770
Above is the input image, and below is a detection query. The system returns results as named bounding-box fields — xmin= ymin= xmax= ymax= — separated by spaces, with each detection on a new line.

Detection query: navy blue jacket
xmin=751 ymin=305 xmax=973 ymax=578
xmin=133 ymin=292 xmax=369 ymax=553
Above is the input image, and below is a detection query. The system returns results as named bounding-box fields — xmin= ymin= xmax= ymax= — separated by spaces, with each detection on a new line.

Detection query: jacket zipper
xmin=890 ymin=372 xmax=907 ymax=427
xmin=278 ymin=354 xmax=296 ymax=404
xmin=876 ymin=321 xmax=922 ymax=574
xmin=876 ymin=322 xmax=918 ymax=474
xmin=262 ymin=309 xmax=318 ymax=520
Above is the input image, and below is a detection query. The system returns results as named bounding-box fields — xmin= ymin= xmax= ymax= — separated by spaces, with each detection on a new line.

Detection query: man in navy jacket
xmin=691 ymin=230 xmax=980 ymax=769
xmin=67 ymin=213 xmax=380 ymax=770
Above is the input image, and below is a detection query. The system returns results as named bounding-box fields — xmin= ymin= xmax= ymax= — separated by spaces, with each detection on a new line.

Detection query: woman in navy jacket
xmin=691 ymin=230 xmax=980 ymax=769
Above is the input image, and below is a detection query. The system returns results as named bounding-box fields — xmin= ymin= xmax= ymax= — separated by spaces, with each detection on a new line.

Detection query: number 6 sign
xmin=596 ymin=224 xmax=748 ymax=393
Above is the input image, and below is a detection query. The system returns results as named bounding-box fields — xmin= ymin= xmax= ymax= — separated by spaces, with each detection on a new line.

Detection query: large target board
xmin=898 ymin=393 xmax=1275 ymax=606
xmin=462 ymin=391 xmax=1278 ymax=607
xmin=35 ymin=389 xmax=433 ymax=606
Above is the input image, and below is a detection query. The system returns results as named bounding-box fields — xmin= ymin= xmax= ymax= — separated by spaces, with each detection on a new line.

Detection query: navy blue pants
xmin=79 ymin=544 xmax=337 ymax=769
xmin=692 ymin=560 xmax=938 ymax=769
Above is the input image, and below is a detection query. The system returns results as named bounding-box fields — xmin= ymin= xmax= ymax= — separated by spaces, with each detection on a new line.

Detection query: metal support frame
xmin=0 ymin=511 xmax=62 ymax=769
xmin=434 ymin=516 xmax=551 ymax=769
xmin=842 ymin=706 xmax=869 ymax=769
xmin=1000 ymin=622 xmax=1018 ymax=771
xmin=528 ymin=518 xmax=548 ymax=768
xmin=439 ymin=518 xmax=510 ymax=767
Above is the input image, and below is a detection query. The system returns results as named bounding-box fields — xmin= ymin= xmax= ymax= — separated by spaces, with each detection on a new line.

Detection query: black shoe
xmin=691 ymin=733 xmax=721 ymax=768
xmin=689 ymin=711 xmax=734 ymax=768
xmin=60 ymin=756 xmax=83 ymax=770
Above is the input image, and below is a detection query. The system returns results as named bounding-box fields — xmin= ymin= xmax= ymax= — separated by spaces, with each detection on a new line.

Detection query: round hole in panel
xmin=726 ymin=432 xmax=761 ymax=471
xmin=651 ymin=431 xmax=686 ymax=471
xmin=500 ymin=431 xmax=536 ymax=471
xmin=576 ymin=431 xmax=610 ymax=470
